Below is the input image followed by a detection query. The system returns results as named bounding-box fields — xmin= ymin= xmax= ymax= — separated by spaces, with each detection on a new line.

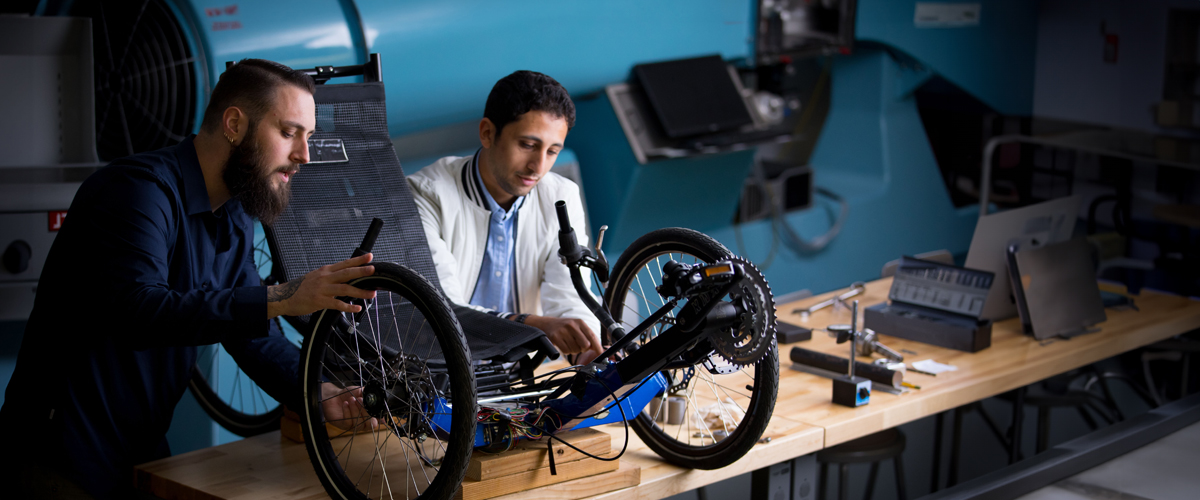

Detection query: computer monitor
xmin=755 ymin=0 xmax=857 ymax=64
xmin=964 ymin=195 xmax=1081 ymax=321
xmin=632 ymin=54 xmax=754 ymax=139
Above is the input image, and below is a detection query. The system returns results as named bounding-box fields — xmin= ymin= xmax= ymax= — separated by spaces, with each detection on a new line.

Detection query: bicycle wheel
xmin=189 ymin=223 xmax=298 ymax=437
xmin=301 ymin=262 xmax=476 ymax=500
xmin=604 ymin=228 xmax=778 ymax=470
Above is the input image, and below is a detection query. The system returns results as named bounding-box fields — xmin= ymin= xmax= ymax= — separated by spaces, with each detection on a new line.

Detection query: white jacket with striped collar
xmin=406 ymin=153 xmax=601 ymax=336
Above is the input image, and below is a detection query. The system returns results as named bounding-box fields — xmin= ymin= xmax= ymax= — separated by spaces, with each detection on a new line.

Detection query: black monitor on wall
xmin=632 ymin=54 xmax=754 ymax=139
xmin=756 ymin=0 xmax=857 ymax=64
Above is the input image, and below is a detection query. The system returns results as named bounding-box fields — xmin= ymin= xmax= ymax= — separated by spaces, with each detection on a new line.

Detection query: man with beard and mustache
xmin=0 ymin=59 xmax=376 ymax=499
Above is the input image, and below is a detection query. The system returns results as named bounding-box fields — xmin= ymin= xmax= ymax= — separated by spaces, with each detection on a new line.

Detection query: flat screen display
xmin=633 ymin=55 xmax=754 ymax=139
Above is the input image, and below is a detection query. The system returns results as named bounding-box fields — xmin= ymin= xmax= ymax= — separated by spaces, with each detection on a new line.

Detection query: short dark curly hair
xmin=484 ymin=70 xmax=575 ymax=138
xmin=201 ymin=59 xmax=315 ymax=132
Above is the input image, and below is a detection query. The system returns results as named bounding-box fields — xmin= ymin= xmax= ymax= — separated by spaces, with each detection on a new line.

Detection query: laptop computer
xmin=633 ymin=54 xmax=754 ymax=139
xmin=965 ymin=195 xmax=1081 ymax=321
xmin=1007 ymin=237 xmax=1106 ymax=340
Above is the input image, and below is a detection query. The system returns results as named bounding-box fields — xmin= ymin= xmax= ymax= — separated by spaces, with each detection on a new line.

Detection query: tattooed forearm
xmin=268 ymin=279 xmax=302 ymax=302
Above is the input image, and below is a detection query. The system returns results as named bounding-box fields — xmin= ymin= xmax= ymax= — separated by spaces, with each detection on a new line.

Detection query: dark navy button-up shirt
xmin=0 ymin=137 xmax=299 ymax=498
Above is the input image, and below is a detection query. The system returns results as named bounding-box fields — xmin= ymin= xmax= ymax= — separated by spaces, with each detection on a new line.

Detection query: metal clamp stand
xmin=832 ymin=300 xmax=871 ymax=407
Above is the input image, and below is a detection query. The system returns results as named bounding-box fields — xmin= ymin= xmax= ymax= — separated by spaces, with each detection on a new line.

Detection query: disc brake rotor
xmin=669 ymin=366 xmax=695 ymax=394
xmin=710 ymin=256 xmax=776 ymax=367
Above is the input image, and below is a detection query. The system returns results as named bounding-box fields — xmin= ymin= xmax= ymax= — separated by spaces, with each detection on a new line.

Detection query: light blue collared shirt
xmin=468 ymin=151 xmax=524 ymax=314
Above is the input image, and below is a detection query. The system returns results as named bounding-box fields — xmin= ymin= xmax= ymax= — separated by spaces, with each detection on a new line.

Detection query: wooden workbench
xmin=135 ymin=279 xmax=1200 ymax=499
xmin=771 ymin=279 xmax=1200 ymax=448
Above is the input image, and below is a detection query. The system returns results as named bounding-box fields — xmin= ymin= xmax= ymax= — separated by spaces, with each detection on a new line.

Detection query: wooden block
xmin=280 ymin=409 xmax=351 ymax=444
xmin=280 ymin=409 xmax=303 ymax=443
xmin=458 ymin=456 xmax=620 ymax=500
xmin=488 ymin=460 xmax=641 ymax=500
xmin=467 ymin=427 xmax=611 ymax=480
xmin=279 ymin=406 xmax=397 ymax=444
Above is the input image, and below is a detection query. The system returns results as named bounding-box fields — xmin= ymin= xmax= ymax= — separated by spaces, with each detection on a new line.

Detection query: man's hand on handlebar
xmin=266 ymin=253 xmax=377 ymax=319
xmin=524 ymin=315 xmax=604 ymax=365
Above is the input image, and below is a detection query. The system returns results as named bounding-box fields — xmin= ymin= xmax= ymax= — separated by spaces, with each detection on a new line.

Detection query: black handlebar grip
xmin=352 ymin=218 xmax=385 ymax=258
xmin=554 ymin=201 xmax=571 ymax=231
xmin=555 ymin=201 xmax=584 ymax=263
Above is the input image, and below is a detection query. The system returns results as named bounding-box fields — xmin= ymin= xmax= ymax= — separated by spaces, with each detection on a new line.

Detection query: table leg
xmin=1009 ymin=386 xmax=1027 ymax=464
xmin=930 ymin=412 xmax=944 ymax=492
xmin=948 ymin=407 xmax=963 ymax=487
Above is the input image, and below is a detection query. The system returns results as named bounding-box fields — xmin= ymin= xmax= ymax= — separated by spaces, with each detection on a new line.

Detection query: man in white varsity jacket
xmin=407 ymin=71 xmax=604 ymax=365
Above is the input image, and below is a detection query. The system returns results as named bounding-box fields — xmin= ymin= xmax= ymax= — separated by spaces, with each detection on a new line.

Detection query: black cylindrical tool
xmin=791 ymin=346 xmax=903 ymax=388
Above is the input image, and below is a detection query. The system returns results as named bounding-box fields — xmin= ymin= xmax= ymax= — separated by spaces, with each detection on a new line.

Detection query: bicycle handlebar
xmin=554 ymin=201 xmax=623 ymax=356
xmin=353 ymin=218 xmax=384 ymax=258
xmin=555 ymin=201 xmax=584 ymax=264
xmin=554 ymin=200 xmax=571 ymax=231
xmin=345 ymin=218 xmax=384 ymax=327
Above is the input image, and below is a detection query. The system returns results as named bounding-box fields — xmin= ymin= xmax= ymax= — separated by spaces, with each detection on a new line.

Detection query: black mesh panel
xmin=264 ymin=82 xmax=546 ymax=361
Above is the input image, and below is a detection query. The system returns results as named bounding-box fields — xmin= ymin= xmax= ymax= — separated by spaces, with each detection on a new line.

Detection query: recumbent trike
xmin=186 ymin=56 xmax=779 ymax=500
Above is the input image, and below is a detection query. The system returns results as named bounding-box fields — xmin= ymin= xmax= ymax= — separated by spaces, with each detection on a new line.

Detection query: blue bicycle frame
xmin=430 ymin=200 xmax=750 ymax=450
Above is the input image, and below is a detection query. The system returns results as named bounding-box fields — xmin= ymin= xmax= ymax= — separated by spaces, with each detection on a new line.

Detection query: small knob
xmin=858 ymin=387 xmax=870 ymax=399
xmin=828 ymin=324 xmax=852 ymax=344
xmin=3 ymin=240 xmax=32 ymax=274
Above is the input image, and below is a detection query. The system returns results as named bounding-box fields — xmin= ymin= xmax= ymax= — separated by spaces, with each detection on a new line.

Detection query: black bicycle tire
xmin=187 ymin=235 xmax=286 ymax=437
xmin=188 ymin=359 xmax=283 ymax=437
xmin=301 ymin=262 xmax=476 ymax=500
xmin=604 ymin=227 xmax=779 ymax=470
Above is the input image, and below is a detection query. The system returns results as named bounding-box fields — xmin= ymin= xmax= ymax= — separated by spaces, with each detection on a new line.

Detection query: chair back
xmin=265 ymin=80 xmax=547 ymax=361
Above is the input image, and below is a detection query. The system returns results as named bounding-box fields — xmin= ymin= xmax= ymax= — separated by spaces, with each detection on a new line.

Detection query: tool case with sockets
xmin=864 ymin=256 xmax=995 ymax=352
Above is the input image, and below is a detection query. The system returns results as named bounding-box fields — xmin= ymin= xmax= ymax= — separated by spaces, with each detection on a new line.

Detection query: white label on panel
xmin=914 ymin=3 xmax=982 ymax=28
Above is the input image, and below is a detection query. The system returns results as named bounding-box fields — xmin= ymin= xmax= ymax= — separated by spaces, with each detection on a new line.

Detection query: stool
xmin=817 ymin=428 xmax=907 ymax=500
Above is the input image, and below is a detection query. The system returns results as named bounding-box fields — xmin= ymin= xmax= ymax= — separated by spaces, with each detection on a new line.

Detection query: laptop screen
xmin=964 ymin=196 xmax=1081 ymax=321
xmin=633 ymin=54 xmax=754 ymax=139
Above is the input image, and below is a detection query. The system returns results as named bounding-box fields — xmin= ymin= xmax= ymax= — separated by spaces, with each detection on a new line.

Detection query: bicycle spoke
xmin=701 ymin=376 xmax=735 ymax=437
xmin=633 ymin=271 xmax=654 ymax=335
xmin=378 ymin=431 xmax=396 ymax=500
xmin=388 ymin=401 xmax=436 ymax=490
xmin=255 ymin=383 xmax=271 ymax=415
xmin=685 ymin=387 xmax=717 ymax=444
xmin=395 ymin=427 xmax=420 ymax=498
xmin=307 ymin=270 xmax=473 ymax=498
xmin=350 ymin=433 xmax=374 ymax=492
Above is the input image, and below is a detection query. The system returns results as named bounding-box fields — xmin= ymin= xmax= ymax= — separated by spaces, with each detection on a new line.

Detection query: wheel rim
xmin=304 ymin=270 xmax=473 ymax=500
xmin=608 ymin=242 xmax=769 ymax=456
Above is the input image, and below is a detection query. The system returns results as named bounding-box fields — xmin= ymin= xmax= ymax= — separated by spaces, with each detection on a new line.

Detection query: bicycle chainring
xmin=710 ymin=256 xmax=776 ymax=367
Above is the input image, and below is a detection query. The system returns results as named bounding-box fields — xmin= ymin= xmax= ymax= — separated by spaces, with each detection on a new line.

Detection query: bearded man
xmin=0 ymin=59 xmax=375 ymax=499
